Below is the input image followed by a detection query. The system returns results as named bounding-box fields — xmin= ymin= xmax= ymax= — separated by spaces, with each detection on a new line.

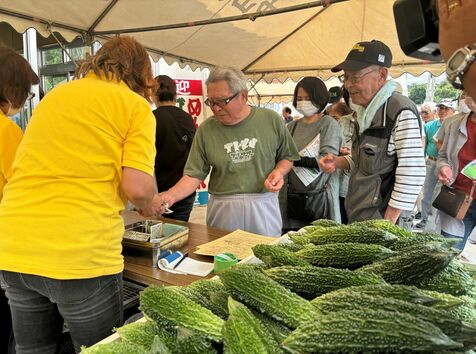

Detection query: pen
xmin=172 ymin=253 xmax=188 ymax=270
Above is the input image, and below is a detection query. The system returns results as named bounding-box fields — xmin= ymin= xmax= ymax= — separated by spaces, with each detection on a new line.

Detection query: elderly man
xmin=319 ymin=40 xmax=425 ymax=224
xmin=415 ymin=99 xmax=455 ymax=229
xmin=420 ymin=101 xmax=436 ymax=124
xmin=160 ymin=66 xmax=299 ymax=236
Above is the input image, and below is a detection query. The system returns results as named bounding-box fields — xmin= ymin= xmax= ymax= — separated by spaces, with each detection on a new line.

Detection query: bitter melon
xmin=264 ymin=265 xmax=385 ymax=299
xmin=420 ymin=259 xmax=476 ymax=296
xmin=175 ymin=327 xmax=217 ymax=354
xmin=294 ymin=242 xmax=397 ymax=269
xmin=252 ymin=244 xmax=310 ymax=268
xmin=282 ymin=309 xmax=462 ymax=353
xmin=351 ymin=219 xmax=413 ymax=238
xmin=311 ymin=290 xmax=476 ymax=346
xmin=140 ymin=286 xmax=224 ymax=342
xmin=449 ymin=304 xmax=476 ymax=326
xmin=218 ymin=265 xmax=318 ymax=329
xmin=304 ymin=225 xmax=398 ymax=246
xmin=81 ymin=341 xmax=149 ymax=354
xmin=389 ymin=231 xmax=452 ymax=251
xmin=310 ymin=219 xmax=340 ymax=227
xmin=115 ymin=320 xmax=159 ymax=350
xmin=222 ymin=297 xmax=282 ymax=354
xmin=357 ymin=243 xmax=455 ymax=284
xmin=251 ymin=311 xmax=292 ymax=344
xmin=340 ymin=283 xmax=439 ymax=306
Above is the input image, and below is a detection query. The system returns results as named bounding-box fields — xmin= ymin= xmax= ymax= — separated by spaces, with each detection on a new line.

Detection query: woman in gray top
xmin=279 ymin=77 xmax=342 ymax=232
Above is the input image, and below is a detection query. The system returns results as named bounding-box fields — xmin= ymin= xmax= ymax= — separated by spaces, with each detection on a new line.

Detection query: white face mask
xmin=296 ymin=101 xmax=319 ymax=117
xmin=464 ymin=96 xmax=476 ymax=112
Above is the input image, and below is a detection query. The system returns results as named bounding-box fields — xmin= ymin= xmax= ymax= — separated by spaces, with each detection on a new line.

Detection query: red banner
xmin=175 ymin=79 xmax=203 ymax=96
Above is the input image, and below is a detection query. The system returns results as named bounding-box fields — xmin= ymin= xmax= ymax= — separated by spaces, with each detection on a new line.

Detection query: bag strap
xmin=470 ymin=180 xmax=476 ymax=199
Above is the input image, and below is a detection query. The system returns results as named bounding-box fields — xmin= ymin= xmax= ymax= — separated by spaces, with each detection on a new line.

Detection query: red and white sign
xmin=175 ymin=79 xmax=205 ymax=127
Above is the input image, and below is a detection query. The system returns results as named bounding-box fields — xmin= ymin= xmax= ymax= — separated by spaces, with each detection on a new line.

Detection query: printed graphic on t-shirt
xmin=224 ymin=138 xmax=258 ymax=163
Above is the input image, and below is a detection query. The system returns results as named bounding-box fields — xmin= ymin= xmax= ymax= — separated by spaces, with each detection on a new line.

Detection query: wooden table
xmin=121 ymin=211 xmax=228 ymax=287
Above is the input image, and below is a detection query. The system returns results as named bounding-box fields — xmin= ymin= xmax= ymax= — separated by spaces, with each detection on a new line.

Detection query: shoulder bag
xmin=432 ymin=181 xmax=476 ymax=220
xmin=286 ymin=121 xmax=331 ymax=221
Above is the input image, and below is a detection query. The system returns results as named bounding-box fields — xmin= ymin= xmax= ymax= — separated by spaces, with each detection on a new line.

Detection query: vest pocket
xmin=359 ymin=142 xmax=383 ymax=175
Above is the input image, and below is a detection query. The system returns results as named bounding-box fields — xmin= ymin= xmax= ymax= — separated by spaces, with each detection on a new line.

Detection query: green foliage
xmin=434 ymin=81 xmax=459 ymax=103
xmin=408 ymin=83 xmax=426 ymax=105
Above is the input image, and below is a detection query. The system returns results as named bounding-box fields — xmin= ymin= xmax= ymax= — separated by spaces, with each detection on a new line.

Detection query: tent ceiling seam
xmin=92 ymin=0 xmax=342 ymax=35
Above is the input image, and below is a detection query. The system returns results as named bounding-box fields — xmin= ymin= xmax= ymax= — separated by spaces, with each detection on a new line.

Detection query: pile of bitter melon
xmin=82 ymin=219 xmax=476 ymax=353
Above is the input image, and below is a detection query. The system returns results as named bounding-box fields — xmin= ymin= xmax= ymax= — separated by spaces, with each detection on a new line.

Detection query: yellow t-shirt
xmin=0 ymin=73 xmax=156 ymax=279
xmin=0 ymin=112 xmax=23 ymax=202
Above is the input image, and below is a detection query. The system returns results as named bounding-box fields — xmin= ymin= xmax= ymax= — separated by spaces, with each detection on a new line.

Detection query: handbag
xmin=432 ymin=181 xmax=476 ymax=220
xmin=287 ymin=180 xmax=330 ymax=221
xmin=286 ymin=121 xmax=331 ymax=221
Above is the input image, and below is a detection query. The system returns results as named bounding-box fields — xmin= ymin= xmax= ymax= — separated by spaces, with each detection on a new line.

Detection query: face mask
xmin=296 ymin=101 xmax=319 ymax=117
xmin=464 ymin=96 xmax=476 ymax=112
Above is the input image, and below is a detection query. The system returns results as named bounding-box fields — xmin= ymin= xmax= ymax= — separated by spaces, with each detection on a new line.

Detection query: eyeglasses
xmin=205 ymin=92 xmax=239 ymax=108
xmin=420 ymin=111 xmax=429 ymax=115
xmin=339 ymin=68 xmax=379 ymax=84
xmin=27 ymin=92 xmax=35 ymax=100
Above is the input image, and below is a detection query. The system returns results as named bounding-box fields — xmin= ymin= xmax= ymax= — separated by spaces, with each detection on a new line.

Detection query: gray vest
xmin=345 ymin=92 xmax=420 ymax=222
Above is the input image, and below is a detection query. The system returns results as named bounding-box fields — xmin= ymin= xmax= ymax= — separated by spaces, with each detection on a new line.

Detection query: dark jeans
xmin=339 ymin=197 xmax=348 ymax=224
xmin=0 ymin=271 xmax=123 ymax=354
xmin=0 ymin=289 xmax=13 ymax=353
xmin=441 ymin=199 xmax=476 ymax=251
xmin=167 ymin=193 xmax=195 ymax=222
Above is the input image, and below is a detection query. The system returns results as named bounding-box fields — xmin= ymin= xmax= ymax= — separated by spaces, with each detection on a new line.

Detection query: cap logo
xmin=352 ymin=43 xmax=365 ymax=52
xmin=378 ymin=54 xmax=385 ymax=63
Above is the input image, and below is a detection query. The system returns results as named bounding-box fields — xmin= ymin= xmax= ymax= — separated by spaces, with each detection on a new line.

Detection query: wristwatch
xmin=446 ymin=44 xmax=476 ymax=89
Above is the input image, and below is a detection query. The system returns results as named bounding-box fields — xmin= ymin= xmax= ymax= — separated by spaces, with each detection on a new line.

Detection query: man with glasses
xmin=415 ymin=99 xmax=453 ymax=230
xmin=159 ymin=66 xmax=299 ymax=236
xmin=420 ymin=102 xmax=436 ymax=124
xmin=320 ymin=40 xmax=425 ymax=224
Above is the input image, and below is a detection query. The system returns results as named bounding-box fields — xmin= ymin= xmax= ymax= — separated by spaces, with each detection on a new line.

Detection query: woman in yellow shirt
xmin=0 ymin=44 xmax=39 ymax=354
xmin=0 ymin=37 xmax=163 ymax=353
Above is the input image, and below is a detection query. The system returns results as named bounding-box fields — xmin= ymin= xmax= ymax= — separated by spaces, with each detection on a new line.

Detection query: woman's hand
xmin=438 ymin=165 xmax=453 ymax=185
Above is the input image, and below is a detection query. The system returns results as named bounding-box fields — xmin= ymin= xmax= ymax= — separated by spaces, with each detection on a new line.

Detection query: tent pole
xmin=93 ymin=0 xmax=349 ymax=35
xmin=87 ymin=0 xmax=119 ymax=33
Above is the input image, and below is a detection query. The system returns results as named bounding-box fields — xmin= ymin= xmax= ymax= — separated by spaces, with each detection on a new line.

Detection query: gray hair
xmin=421 ymin=101 xmax=436 ymax=113
xmin=206 ymin=66 xmax=248 ymax=94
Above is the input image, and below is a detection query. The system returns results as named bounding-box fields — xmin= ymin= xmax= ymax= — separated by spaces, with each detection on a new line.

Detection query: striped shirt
xmin=345 ymin=109 xmax=425 ymax=211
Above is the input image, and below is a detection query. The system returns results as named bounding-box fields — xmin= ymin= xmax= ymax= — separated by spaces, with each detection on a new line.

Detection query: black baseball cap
xmin=328 ymin=86 xmax=342 ymax=103
xmin=331 ymin=40 xmax=392 ymax=72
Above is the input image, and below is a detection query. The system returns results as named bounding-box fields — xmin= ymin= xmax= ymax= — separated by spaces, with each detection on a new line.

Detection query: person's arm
xmin=121 ymin=167 xmax=160 ymax=217
xmin=385 ymin=110 xmax=426 ymax=223
xmin=264 ymin=159 xmax=293 ymax=192
xmin=160 ymin=175 xmax=201 ymax=206
xmin=319 ymin=154 xmax=351 ymax=174
xmin=438 ymin=0 xmax=476 ymax=99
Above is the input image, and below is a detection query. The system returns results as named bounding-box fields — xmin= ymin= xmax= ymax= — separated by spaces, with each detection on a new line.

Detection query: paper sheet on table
xmin=292 ymin=133 xmax=321 ymax=186
xmin=158 ymin=251 xmax=214 ymax=276
xmin=194 ymin=229 xmax=276 ymax=260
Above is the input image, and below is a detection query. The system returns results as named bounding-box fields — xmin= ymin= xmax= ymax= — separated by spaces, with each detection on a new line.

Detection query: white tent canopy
xmin=0 ymin=0 xmax=445 ymax=83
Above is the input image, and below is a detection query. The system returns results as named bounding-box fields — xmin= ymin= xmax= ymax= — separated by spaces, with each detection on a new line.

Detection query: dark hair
xmin=342 ymin=87 xmax=350 ymax=107
xmin=0 ymin=44 xmax=39 ymax=108
xmin=75 ymin=36 xmax=155 ymax=99
xmin=328 ymin=102 xmax=353 ymax=118
xmin=292 ymin=77 xmax=329 ymax=113
xmin=155 ymin=75 xmax=176 ymax=102
xmin=283 ymin=107 xmax=292 ymax=114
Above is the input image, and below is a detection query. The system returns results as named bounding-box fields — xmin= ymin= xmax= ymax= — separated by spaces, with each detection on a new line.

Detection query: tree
xmin=408 ymin=83 xmax=426 ymax=105
xmin=434 ymin=81 xmax=459 ymax=103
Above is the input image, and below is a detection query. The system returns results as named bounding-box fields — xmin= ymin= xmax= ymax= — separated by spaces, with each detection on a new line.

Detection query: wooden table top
xmin=121 ymin=211 xmax=228 ymax=287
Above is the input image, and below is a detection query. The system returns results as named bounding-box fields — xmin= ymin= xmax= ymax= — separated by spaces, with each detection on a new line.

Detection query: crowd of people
xmin=0 ymin=0 xmax=475 ymax=351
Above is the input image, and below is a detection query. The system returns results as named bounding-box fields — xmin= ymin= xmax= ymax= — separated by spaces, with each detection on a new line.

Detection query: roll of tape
xmin=214 ymin=253 xmax=238 ymax=273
